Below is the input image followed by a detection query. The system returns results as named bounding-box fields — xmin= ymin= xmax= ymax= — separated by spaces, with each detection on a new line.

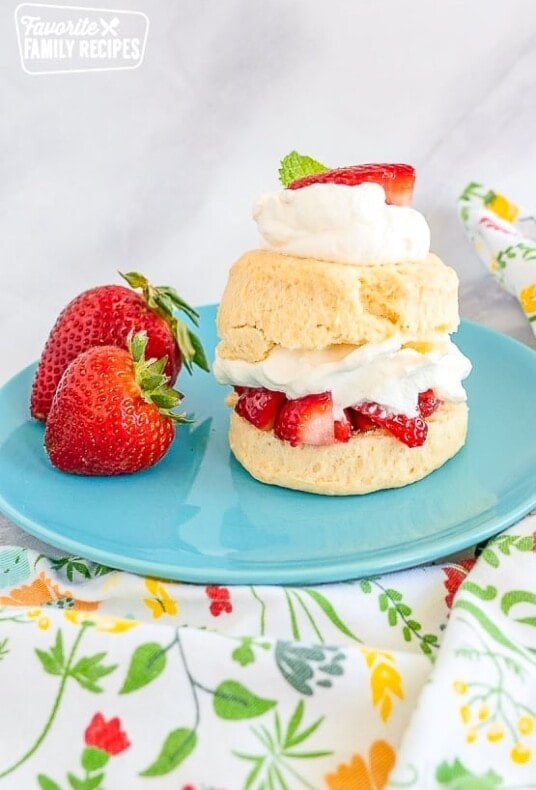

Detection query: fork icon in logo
xmin=100 ymin=16 xmax=119 ymax=36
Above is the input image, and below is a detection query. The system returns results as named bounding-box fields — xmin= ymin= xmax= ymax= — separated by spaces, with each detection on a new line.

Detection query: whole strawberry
xmin=31 ymin=271 xmax=208 ymax=421
xmin=45 ymin=332 xmax=188 ymax=475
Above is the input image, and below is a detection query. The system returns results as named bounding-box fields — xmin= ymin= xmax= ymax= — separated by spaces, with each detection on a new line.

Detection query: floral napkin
xmin=0 ymin=512 xmax=535 ymax=788
xmin=458 ymin=183 xmax=536 ymax=334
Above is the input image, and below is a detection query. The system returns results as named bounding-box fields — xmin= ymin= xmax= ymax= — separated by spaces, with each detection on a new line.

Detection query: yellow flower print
xmin=511 ymin=743 xmax=531 ymax=764
xmin=484 ymin=190 xmax=519 ymax=223
xmin=478 ymin=704 xmax=490 ymax=721
xmin=361 ymin=648 xmax=404 ymax=723
xmin=64 ymin=610 xmax=137 ymax=634
xmin=466 ymin=727 xmax=478 ymax=744
xmin=453 ymin=680 xmax=467 ymax=695
xmin=143 ymin=577 xmax=178 ymax=619
xmin=517 ymin=715 xmax=535 ymax=736
xmin=37 ymin=615 xmax=50 ymax=631
xmin=459 ymin=704 xmax=471 ymax=725
xmin=487 ymin=723 xmax=504 ymax=743
xmin=519 ymin=283 xmax=536 ymax=315
xmin=325 ymin=740 xmax=395 ymax=790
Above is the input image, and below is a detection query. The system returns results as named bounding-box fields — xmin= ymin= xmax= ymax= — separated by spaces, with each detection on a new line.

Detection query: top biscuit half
xmin=217 ymin=249 xmax=460 ymax=362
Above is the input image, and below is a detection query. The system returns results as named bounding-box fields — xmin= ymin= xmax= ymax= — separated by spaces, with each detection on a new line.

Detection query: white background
xmin=1 ymin=0 xmax=536 ymax=385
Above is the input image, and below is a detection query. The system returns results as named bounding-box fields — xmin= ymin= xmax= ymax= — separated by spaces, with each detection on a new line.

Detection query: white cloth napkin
xmin=0 ymin=513 xmax=534 ymax=787
xmin=459 ymin=183 xmax=536 ymax=336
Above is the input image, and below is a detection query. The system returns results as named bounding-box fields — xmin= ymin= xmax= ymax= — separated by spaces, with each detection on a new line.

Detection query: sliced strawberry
xmin=334 ymin=410 xmax=352 ymax=443
xmin=348 ymin=409 xmax=376 ymax=433
xmin=356 ymin=402 xmax=427 ymax=448
xmin=233 ymin=385 xmax=247 ymax=396
xmin=418 ymin=389 xmax=441 ymax=418
xmin=274 ymin=392 xmax=334 ymax=447
xmin=288 ymin=163 xmax=415 ymax=206
xmin=235 ymin=387 xmax=287 ymax=430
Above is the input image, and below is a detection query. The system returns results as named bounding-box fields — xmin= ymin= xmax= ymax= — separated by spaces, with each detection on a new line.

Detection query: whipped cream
xmin=253 ymin=182 xmax=430 ymax=264
xmin=213 ymin=337 xmax=472 ymax=418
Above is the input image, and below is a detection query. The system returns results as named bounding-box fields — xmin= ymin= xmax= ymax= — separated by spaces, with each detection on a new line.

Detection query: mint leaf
xmin=278 ymin=151 xmax=328 ymax=187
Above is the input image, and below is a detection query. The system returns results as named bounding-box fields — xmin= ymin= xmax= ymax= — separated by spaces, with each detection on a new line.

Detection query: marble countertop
xmin=1 ymin=0 xmax=535 ymax=551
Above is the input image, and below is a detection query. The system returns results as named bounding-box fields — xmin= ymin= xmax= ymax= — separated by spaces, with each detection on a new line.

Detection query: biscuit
xmin=217 ymin=249 xmax=460 ymax=362
xmin=228 ymin=401 xmax=468 ymax=495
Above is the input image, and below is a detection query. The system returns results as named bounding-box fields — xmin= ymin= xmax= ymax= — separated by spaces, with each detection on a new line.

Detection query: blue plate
xmin=0 ymin=306 xmax=535 ymax=584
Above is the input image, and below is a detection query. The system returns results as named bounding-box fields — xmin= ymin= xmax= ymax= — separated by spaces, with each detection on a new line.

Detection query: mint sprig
xmin=278 ymin=151 xmax=329 ymax=187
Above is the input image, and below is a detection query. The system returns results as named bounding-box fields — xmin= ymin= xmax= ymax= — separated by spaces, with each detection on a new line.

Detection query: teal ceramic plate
xmin=0 ymin=306 xmax=535 ymax=584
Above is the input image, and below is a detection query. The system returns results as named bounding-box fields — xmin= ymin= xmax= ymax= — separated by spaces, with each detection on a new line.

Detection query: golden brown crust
xmin=216 ymin=249 xmax=460 ymax=362
xmin=228 ymin=401 xmax=468 ymax=495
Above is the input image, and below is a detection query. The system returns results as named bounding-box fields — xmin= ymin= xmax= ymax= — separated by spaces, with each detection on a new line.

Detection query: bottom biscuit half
xmin=228 ymin=401 xmax=468 ymax=495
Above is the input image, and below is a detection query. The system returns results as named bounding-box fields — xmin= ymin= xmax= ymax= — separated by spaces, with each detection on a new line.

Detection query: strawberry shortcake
xmin=213 ymin=154 xmax=472 ymax=495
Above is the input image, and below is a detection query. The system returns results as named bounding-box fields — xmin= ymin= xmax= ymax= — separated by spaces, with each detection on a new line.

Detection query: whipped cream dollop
xmin=213 ymin=337 xmax=471 ymax=418
xmin=253 ymin=182 xmax=431 ymax=264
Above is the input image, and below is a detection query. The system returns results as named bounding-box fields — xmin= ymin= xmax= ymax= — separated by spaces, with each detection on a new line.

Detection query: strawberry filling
xmin=233 ymin=387 xmax=441 ymax=448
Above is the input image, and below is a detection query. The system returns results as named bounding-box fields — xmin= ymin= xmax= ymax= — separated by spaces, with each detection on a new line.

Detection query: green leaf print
xmin=252 ymin=585 xmax=361 ymax=643
xmin=458 ymin=581 xmax=497 ymax=605
xmin=477 ymin=533 xmax=535 ymax=569
xmin=37 ymin=776 xmax=62 ymax=790
xmin=232 ymin=637 xmax=256 ymax=667
xmin=213 ymin=680 xmax=276 ymax=720
xmin=35 ymin=629 xmax=65 ymax=676
xmin=45 ymin=555 xmax=113 ymax=582
xmin=235 ymin=701 xmax=331 ymax=789
xmin=140 ymin=728 xmax=197 ymax=777
xmin=81 ymin=747 xmax=109 ymax=771
xmin=0 ymin=638 xmax=8 ymax=662
xmin=301 ymin=589 xmax=362 ymax=643
xmin=70 ymin=652 xmax=117 ymax=692
xmin=275 ymin=641 xmax=345 ymax=695
xmin=501 ymin=590 xmax=536 ymax=626
xmin=481 ymin=548 xmax=500 ymax=568
xmin=67 ymin=771 xmax=104 ymax=790
xmin=435 ymin=757 xmax=502 ymax=788
xmin=360 ymin=579 xmax=440 ymax=658
xmin=283 ymin=700 xmax=323 ymax=749
xmin=454 ymin=600 xmax=536 ymax=667
xmin=119 ymin=642 xmax=166 ymax=693
xmin=0 ymin=623 xmax=118 ymax=781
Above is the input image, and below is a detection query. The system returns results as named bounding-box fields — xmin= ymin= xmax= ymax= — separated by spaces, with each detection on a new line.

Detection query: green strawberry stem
xmin=120 ymin=271 xmax=209 ymax=375
xmin=128 ymin=332 xmax=192 ymax=424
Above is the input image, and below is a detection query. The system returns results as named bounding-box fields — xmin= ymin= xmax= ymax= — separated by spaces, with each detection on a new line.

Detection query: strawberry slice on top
xmin=288 ymin=163 xmax=415 ymax=206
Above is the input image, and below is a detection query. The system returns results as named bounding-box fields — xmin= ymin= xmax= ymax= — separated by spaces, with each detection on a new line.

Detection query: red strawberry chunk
xmin=418 ymin=388 xmax=441 ymax=418
xmin=334 ymin=410 xmax=352 ymax=443
xmin=235 ymin=387 xmax=287 ymax=430
xmin=356 ymin=402 xmax=427 ymax=447
xmin=348 ymin=409 xmax=376 ymax=433
xmin=288 ymin=163 xmax=415 ymax=206
xmin=274 ymin=392 xmax=334 ymax=447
